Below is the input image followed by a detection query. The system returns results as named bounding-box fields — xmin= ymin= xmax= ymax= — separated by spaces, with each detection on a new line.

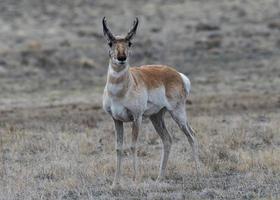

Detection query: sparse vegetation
xmin=0 ymin=0 xmax=280 ymax=199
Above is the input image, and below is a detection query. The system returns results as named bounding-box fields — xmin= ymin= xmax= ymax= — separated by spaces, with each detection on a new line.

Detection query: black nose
xmin=117 ymin=56 xmax=126 ymax=62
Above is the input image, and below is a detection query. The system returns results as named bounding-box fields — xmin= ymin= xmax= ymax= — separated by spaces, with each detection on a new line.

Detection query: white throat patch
xmin=109 ymin=63 xmax=129 ymax=78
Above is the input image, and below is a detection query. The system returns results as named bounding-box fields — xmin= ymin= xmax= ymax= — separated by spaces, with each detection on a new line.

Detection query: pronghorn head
xmin=102 ymin=17 xmax=138 ymax=70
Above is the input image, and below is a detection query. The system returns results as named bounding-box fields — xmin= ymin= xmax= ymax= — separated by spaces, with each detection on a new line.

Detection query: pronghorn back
xmin=130 ymin=65 xmax=190 ymax=99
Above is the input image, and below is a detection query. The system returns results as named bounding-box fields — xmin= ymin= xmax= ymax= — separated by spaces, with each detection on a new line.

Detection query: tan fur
xmin=130 ymin=65 xmax=186 ymax=98
xmin=116 ymin=42 xmax=126 ymax=59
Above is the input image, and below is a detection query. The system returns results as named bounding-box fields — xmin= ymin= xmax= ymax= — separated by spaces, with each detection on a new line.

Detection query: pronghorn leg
xmin=150 ymin=109 xmax=172 ymax=181
xmin=112 ymin=119 xmax=124 ymax=189
xmin=131 ymin=116 xmax=142 ymax=181
xmin=169 ymin=105 xmax=200 ymax=175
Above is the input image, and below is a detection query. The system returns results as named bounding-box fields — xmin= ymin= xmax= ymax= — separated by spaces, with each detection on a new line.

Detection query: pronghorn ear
xmin=125 ymin=17 xmax=139 ymax=41
xmin=102 ymin=17 xmax=115 ymax=42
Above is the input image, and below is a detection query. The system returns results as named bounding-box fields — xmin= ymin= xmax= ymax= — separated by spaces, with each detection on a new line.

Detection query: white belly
xmin=103 ymin=86 xmax=172 ymax=121
xmin=143 ymin=87 xmax=171 ymax=116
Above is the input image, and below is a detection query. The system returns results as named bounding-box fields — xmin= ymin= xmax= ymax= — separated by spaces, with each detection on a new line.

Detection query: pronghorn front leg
xmin=112 ymin=119 xmax=124 ymax=189
xmin=131 ymin=116 xmax=142 ymax=182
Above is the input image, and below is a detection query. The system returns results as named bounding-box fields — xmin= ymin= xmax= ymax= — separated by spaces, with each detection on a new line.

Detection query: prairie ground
xmin=0 ymin=0 xmax=280 ymax=199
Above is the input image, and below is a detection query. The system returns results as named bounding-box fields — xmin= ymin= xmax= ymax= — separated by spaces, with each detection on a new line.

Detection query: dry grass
xmin=0 ymin=0 xmax=280 ymax=199
xmin=0 ymin=109 xmax=280 ymax=199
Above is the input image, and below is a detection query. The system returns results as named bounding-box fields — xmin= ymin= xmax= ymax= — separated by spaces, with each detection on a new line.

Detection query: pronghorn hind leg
xmin=169 ymin=106 xmax=201 ymax=175
xmin=150 ymin=109 xmax=172 ymax=181
xmin=112 ymin=119 xmax=124 ymax=189
xmin=131 ymin=116 xmax=142 ymax=182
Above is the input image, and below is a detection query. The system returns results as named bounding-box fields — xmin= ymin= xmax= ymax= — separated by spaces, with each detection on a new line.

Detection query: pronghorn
xmin=102 ymin=17 xmax=200 ymax=188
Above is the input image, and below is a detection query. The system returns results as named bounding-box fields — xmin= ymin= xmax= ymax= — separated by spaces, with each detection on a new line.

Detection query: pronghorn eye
xmin=128 ymin=42 xmax=132 ymax=47
xmin=108 ymin=42 xmax=112 ymax=47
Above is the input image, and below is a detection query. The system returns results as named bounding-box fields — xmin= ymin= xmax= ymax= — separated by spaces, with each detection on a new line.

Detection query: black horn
xmin=125 ymin=17 xmax=139 ymax=41
xmin=102 ymin=17 xmax=115 ymax=42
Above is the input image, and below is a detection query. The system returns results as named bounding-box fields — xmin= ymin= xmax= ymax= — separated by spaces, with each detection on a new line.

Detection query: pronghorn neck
xmin=106 ymin=61 xmax=131 ymax=98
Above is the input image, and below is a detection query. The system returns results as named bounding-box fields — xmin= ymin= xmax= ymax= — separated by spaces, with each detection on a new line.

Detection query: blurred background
xmin=0 ymin=0 xmax=280 ymax=199
xmin=0 ymin=0 xmax=279 ymax=109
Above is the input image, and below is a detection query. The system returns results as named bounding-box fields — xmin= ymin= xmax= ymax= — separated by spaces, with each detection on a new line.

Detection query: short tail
xmin=179 ymin=72 xmax=191 ymax=95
